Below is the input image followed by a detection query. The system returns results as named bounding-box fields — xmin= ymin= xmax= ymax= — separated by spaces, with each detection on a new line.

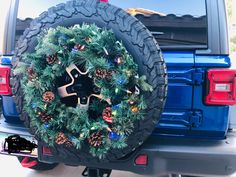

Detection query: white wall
xmin=0 ymin=1 xmax=11 ymax=55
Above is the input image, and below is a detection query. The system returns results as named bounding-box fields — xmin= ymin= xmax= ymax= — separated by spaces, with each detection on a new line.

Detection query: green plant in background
xmin=231 ymin=36 xmax=236 ymax=52
xmin=226 ymin=0 xmax=236 ymax=53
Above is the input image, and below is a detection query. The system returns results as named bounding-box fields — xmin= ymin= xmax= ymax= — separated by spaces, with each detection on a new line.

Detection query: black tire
xmin=17 ymin=156 xmax=58 ymax=171
xmin=12 ymin=0 xmax=167 ymax=162
xmin=15 ymin=18 xmax=32 ymax=43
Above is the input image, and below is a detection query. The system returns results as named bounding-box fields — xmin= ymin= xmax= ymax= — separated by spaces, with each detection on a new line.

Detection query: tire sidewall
xmin=13 ymin=0 xmax=167 ymax=162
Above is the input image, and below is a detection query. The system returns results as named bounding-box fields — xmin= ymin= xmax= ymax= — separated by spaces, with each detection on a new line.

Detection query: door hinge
xmin=193 ymin=68 xmax=204 ymax=85
xmin=189 ymin=110 xmax=202 ymax=128
xmin=168 ymin=68 xmax=204 ymax=86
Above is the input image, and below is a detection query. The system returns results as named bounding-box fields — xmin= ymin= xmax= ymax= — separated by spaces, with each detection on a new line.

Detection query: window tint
xmin=17 ymin=0 xmax=207 ymax=48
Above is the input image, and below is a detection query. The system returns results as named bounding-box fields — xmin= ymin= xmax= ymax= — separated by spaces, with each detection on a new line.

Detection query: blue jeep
xmin=0 ymin=0 xmax=235 ymax=176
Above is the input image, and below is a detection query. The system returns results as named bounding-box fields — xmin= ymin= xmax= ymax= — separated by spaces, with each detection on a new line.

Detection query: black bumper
xmin=38 ymin=132 xmax=236 ymax=176
xmin=1 ymin=119 xmax=236 ymax=176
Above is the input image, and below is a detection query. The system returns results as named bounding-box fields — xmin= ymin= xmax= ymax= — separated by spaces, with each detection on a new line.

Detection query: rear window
xmin=16 ymin=0 xmax=208 ymax=48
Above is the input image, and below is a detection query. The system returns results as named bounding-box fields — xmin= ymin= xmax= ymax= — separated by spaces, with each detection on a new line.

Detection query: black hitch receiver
xmin=82 ymin=167 xmax=112 ymax=177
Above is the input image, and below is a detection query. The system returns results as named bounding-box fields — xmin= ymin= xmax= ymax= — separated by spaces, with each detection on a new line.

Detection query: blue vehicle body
xmin=155 ymin=52 xmax=231 ymax=139
xmin=2 ymin=51 xmax=230 ymax=139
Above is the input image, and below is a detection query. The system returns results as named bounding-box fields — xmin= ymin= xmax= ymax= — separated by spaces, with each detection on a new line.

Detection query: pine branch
xmin=136 ymin=76 xmax=153 ymax=92
xmin=16 ymin=23 xmax=153 ymax=159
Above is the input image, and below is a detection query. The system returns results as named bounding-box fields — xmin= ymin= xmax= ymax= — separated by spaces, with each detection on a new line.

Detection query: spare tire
xmin=12 ymin=0 xmax=167 ymax=162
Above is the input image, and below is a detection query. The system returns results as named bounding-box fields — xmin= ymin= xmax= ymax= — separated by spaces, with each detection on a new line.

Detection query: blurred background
xmin=227 ymin=0 xmax=236 ymax=55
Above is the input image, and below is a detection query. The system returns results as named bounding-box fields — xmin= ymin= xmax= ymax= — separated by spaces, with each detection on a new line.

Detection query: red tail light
xmin=0 ymin=66 xmax=12 ymax=95
xmin=42 ymin=146 xmax=53 ymax=156
xmin=205 ymin=69 xmax=236 ymax=105
xmin=134 ymin=154 xmax=148 ymax=165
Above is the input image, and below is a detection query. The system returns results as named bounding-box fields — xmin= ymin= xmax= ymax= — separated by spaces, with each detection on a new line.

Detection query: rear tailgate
xmin=157 ymin=51 xmax=195 ymax=133
xmin=154 ymin=54 xmax=231 ymax=139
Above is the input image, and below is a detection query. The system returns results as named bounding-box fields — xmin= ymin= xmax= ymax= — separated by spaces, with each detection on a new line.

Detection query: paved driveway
xmin=0 ymin=154 xmax=146 ymax=177
xmin=1 ymin=154 xmax=235 ymax=177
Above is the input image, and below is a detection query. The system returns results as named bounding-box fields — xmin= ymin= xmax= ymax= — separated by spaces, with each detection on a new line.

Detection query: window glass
xmin=109 ymin=0 xmax=207 ymax=48
xmin=17 ymin=0 xmax=207 ymax=48
xmin=110 ymin=0 xmax=206 ymax=17
xmin=18 ymin=0 xmax=66 ymax=19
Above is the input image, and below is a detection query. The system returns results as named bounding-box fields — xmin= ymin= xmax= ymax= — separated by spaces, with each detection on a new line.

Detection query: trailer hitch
xmin=82 ymin=167 xmax=112 ymax=177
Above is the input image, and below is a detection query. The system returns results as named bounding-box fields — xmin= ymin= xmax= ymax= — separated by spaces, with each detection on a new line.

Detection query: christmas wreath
xmin=15 ymin=24 xmax=153 ymax=159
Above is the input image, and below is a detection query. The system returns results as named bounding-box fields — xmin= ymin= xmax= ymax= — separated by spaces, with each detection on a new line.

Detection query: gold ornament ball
xmin=131 ymin=106 xmax=139 ymax=113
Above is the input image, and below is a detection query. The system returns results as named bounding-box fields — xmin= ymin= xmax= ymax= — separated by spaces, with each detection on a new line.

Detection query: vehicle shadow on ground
xmin=28 ymin=163 xmax=147 ymax=177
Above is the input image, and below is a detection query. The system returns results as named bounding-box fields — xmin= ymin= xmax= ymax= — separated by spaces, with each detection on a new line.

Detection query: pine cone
xmin=88 ymin=132 xmax=102 ymax=147
xmin=27 ymin=67 xmax=36 ymax=81
xmin=55 ymin=132 xmax=68 ymax=145
xmin=46 ymin=54 xmax=58 ymax=64
xmin=95 ymin=69 xmax=113 ymax=79
xmin=43 ymin=91 xmax=55 ymax=103
xmin=102 ymin=107 xmax=112 ymax=123
xmin=106 ymin=70 xmax=114 ymax=79
xmin=95 ymin=69 xmax=107 ymax=79
xmin=38 ymin=112 xmax=52 ymax=123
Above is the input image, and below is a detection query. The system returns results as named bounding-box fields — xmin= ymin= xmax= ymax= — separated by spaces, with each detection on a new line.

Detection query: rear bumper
xmin=1 ymin=119 xmax=236 ymax=176
xmin=39 ymin=132 xmax=236 ymax=176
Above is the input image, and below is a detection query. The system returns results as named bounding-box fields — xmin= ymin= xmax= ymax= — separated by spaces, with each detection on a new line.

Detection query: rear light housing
xmin=205 ymin=69 xmax=236 ymax=105
xmin=42 ymin=146 xmax=53 ymax=156
xmin=0 ymin=66 xmax=12 ymax=95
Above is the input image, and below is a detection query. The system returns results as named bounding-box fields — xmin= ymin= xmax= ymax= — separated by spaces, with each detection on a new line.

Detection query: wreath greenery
xmin=14 ymin=24 xmax=153 ymax=159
